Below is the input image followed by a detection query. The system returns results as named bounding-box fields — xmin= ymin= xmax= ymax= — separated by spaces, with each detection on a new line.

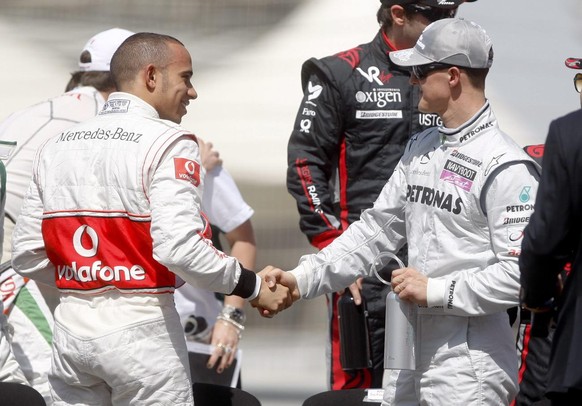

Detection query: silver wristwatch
xmin=221 ymin=305 xmax=246 ymax=325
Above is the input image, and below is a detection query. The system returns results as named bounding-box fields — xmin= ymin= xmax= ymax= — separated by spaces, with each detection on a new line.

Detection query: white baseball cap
xmin=79 ymin=28 xmax=135 ymax=72
xmin=389 ymin=18 xmax=493 ymax=69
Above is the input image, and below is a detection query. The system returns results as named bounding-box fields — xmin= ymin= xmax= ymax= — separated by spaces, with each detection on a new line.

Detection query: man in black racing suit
xmin=286 ymin=0 xmax=477 ymax=390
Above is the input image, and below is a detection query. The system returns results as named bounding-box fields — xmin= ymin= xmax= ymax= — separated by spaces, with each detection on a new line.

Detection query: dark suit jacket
xmin=520 ymin=108 xmax=582 ymax=394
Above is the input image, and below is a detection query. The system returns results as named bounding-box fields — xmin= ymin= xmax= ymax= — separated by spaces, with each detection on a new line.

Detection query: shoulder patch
xmin=174 ymin=157 xmax=200 ymax=186
xmin=523 ymin=144 xmax=544 ymax=166
xmin=335 ymin=47 xmax=362 ymax=69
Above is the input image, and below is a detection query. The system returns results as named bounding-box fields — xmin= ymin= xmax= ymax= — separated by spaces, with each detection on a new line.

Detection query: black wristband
xmin=229 ymin=265 xmax=257 ymax=299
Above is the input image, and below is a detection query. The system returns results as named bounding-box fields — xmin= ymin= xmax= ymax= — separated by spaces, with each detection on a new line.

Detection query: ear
xmin=448 ymin=66 xmax=462 ymax=87
xmin=390 ymin=5 xmax=407 ymax=27
xmin=145 ymin=64 xmax=157 ymax=91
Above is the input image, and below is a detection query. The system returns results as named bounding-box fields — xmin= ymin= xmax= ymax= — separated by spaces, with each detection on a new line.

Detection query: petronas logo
xmin=519 ymin=186 xmax=531 ymax=203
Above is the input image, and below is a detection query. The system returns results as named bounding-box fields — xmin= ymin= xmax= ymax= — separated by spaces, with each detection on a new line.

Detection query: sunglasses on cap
xmin=411 ymin=63 xmax=454 ymax=80
xmin=403 ymin=4 xmax=457 ymax=22
xmin=574 ymin=73 xmax=582 ymax=93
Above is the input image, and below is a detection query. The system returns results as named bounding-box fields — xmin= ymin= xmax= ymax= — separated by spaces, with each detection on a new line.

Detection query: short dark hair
xmin=377 ymin=4 xmax=393 ymax=29
xmin=65 ymin=71 xmax=115 ymax=92
xmin=64 ymin=49 xmax=116 ymax=92
xmin=376 ymin=3 xmax=423 ymax=30
xmin=462 ymin=68 xmax=489 ymax=89
xmin=110 ymin=32 xmax=184 ymax=90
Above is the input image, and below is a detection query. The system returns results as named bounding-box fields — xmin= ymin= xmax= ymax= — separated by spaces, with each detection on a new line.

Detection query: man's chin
xmin=166 ymin=115 xmax=182 ymax=124
xmin=418 ymin=103 xmax=432 ymax=114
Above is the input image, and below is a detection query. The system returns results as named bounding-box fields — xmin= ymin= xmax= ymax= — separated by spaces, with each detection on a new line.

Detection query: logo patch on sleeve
xmin=174 ymin=157 xmax=200 ymax=186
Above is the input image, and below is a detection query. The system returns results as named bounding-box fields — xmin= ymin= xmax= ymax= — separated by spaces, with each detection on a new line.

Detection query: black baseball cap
xmin=380 ymin=0 xmax=477 ymax=8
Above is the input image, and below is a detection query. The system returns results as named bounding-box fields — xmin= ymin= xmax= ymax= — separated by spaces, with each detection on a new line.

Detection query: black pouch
xmin=338 ymin=291 xmax=372 ymax=370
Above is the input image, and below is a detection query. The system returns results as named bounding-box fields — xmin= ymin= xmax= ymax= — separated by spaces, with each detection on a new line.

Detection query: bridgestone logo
xmin=356 ymin=110 xmax=403 ymax=119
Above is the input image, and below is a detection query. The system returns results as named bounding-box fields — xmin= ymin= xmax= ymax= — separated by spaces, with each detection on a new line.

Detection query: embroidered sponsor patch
xmin=174 ymin=157 xmax=200 ymax=186
xmin=440 ymin=160 xmax=476 ymax=192
xmin=355 ymin=110 xmax=402 ymax=119
xmin=507 ymin=227 xmax=525 ymax=247
xmin=101 ymin=99 xmax=130 ymax=114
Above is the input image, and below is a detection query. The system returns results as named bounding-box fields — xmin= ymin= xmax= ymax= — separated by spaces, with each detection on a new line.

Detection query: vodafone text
xmin=57 ymin=261 xmax=146 ymax=282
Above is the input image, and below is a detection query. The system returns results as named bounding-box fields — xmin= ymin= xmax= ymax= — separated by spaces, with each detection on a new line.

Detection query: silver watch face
xmin=231 ymin=308 xmax=246 ymax=324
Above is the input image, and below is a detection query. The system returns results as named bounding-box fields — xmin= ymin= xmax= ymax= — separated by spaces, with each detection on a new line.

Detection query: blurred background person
xmin=566 ymin=56 xmax=582 ymax=107
xmin=514 ymin=55 xmax=582 ymax=406
xmin=0 ymin=303 xmax=28 ymax=386
xmin=515 ymin=143 xmax=549 ymax=406
xmin=1 ymin=27 xmax=134 ymax=271
xmin=0 ymin=143 xmax=29 ymax=387
xmin=519 ymin=92 xmax=582 ymax=406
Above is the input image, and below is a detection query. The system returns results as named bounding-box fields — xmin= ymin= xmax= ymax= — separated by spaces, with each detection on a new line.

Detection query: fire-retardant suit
xmin=11 ymin=92 xmax=259 ymax=405
xmin=289 ymin=102 xmax=539 ymax=405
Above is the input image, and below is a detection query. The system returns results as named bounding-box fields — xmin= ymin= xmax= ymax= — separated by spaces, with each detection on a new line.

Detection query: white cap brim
xmin=389 ymin=48 xmax=434 ymax=67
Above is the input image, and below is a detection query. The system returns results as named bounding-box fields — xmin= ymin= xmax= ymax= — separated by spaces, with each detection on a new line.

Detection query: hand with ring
xmin=390 ymin=267 xmax=429 ymax=306
xmin=207 ymin=321 xmax=240 ymax=373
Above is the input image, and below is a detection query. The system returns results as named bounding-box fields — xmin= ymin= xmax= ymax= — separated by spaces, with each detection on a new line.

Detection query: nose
xmin=188 ymin=87 xmax=198 ymax=100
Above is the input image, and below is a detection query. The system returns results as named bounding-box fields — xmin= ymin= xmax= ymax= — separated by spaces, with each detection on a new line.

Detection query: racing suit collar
xmin=381 ymin=30 xmax=398 ymax=53
xmin=438 ymin=101 xmax=497 ymax=147
xmin=104 ymin=92 xmax=160 ymax=119
xmin=378 ymin=31 xmax=408 ymax=72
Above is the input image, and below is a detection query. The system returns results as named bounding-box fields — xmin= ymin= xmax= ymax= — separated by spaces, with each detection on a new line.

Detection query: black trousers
xmin=548 ymin=389 xmax=582 ymax=406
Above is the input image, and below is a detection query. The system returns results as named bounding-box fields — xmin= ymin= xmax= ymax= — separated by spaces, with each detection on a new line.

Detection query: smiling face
xmin=156 ymin=42 xmax=197 ymax=124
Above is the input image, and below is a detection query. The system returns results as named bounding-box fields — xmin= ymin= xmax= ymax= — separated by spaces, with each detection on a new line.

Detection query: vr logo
xmin=356 ymin=66 xmax=383 ymax=85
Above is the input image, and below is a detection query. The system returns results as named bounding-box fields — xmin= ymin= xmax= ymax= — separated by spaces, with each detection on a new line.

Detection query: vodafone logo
xmin=73 ymin=225 xmax=98 ymax=257
xmin=57 ymin=224 xmax=146 ymax=285
xmin=184 ymin=160 xmax=197 ymax=176
xmin=174 ymin=157 xmax=200 ymax=186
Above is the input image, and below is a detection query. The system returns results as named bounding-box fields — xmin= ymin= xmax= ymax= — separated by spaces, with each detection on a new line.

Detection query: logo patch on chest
xmin=440 ymin=159 xmax=476 ymax=192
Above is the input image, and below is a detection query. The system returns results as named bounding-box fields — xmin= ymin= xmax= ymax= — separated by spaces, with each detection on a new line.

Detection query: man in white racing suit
xmin=0 ymin=27 xmax=259 ymax=397
xmin=264 ymin=19 xmax=539 ymax=405
xmin=11 ymin=32 xmax=289 ymax=405
xmin=0 ymin=29 xmax=134 ymax=404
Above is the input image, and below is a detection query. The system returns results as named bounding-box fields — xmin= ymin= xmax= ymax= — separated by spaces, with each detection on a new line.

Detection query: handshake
xmin=249 ymin=266 xmax=301 ymax=318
